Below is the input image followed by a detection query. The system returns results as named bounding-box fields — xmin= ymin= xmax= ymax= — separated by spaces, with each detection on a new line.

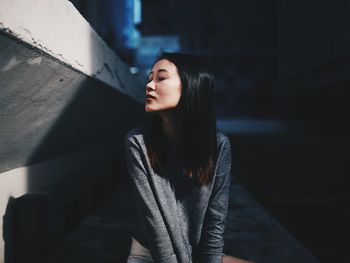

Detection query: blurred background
xmin=1 ymin=0 xmax=349 ymax=262
xmin=69 ymin=0 xmax=350 ymax=261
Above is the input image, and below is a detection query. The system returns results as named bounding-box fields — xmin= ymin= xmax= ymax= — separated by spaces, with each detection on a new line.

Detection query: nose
xmin=146 ymin=79 xmax=155 ymax=91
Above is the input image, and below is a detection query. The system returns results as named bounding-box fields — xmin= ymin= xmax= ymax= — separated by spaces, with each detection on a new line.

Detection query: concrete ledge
xmin=0 ymin=0 xmax=143 ymax=100
xmin=8 ymin=156 xmax=114 ymax=263
xmin=0 ymin=1 xmax=146 ymax=261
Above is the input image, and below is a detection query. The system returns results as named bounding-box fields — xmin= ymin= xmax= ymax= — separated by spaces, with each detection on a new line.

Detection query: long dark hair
xmin=145 ymin=52 xmax=217 ymax=186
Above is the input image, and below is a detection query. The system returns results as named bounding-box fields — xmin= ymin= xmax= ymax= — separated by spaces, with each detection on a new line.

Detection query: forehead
xmin=151 ymin=59 xmax=178 ymax=74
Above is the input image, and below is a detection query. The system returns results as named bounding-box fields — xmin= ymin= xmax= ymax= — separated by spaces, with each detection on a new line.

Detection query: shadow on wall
xmin=1 ymin=32 xmax=146 ymax=262
xmin=3 ymin=197 xmax=15 ymax=263
xmin=3 ymin=82 xmax=145 ymax=263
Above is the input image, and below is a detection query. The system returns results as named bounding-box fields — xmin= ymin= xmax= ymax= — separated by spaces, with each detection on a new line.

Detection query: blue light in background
xmin=111 ymin=0 xmax=140 ymax=50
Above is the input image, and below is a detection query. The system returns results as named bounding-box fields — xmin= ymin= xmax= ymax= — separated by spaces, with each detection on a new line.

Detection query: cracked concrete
xmin=0 ymin=30 xmax=146 ymax=263
xmin=2 ymin=55 xmax=22 ymax=71
xmin=0 ymin=0 xmax=144 ymax=101
xmin=0 ymin=1 xmax=147 ymax=262
xmin=27 ymin=56 xmax=42 ymax=66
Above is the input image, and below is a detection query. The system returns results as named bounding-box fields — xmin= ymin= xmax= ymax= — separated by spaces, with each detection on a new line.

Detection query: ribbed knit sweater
xmin=124 ymin=126 xmax=232 ymax=263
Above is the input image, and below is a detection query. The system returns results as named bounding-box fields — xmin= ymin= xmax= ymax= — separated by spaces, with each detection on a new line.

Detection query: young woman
xmin=125 ymin=53 xmax=253 ymax=263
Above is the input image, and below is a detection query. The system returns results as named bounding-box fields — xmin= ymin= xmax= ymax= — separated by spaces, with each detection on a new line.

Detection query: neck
xmin=158 ymin=109 xmax=182 ymax=143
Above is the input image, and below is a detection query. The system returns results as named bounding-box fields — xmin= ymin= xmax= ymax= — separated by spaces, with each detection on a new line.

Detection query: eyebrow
xmin=148 ymin=69 xmax=169 ymax=77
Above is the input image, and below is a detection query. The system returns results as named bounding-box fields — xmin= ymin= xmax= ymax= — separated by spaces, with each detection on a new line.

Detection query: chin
xmin=145 ymin=105 xmax=156 ymax=113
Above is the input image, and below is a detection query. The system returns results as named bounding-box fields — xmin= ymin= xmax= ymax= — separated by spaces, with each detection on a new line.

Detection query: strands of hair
xmin=145 ymin=52 xmax=218 ymax=186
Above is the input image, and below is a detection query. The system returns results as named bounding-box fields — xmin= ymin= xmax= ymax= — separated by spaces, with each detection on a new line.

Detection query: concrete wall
xmin=0 ymin=0 xmax=145 ymax=262
xmin=0 ymin=0 xmax=144 ymax=99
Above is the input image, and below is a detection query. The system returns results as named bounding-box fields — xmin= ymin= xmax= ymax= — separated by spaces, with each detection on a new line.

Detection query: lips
xmin=146 ymin=94 xmax=156 ymax=99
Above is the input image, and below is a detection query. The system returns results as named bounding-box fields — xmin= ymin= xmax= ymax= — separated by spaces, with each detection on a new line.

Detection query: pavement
xmin=48 ymin=180 xmax=319 ymax=263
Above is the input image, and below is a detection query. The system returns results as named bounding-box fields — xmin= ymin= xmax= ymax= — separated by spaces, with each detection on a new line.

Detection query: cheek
xmin=163 ymin=88 xmax=182 ymax=106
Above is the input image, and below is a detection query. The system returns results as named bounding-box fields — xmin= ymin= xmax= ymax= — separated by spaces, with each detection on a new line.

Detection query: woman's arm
xmin=197 ymin=136 xmax=232 ymax=263
xmin=124 ymin=133 xmax=178 ymax=263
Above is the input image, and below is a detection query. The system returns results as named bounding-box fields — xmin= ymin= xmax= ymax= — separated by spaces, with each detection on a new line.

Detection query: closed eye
xmin=147 ymin=76 xmax=167 ymax=82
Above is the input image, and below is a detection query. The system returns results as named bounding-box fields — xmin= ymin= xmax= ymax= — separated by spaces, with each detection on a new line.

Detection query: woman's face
xmin=145 ymin=59 xmax=182 ymax=113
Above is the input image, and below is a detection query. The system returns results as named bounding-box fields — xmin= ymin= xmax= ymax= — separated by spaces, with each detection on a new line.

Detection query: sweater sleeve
xmin=124 ymin=134 xmax=178 ymax=263
xmin=197 ymin=135 xmax=232 ymax=263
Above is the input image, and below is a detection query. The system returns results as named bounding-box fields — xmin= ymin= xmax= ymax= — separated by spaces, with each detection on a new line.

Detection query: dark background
xmin=69 ymin=1 xmax=350 ymax=262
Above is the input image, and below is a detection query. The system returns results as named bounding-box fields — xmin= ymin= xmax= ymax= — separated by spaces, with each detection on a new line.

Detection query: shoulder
xmin=125 ymin=127 xmax=230 ymax=149
xmin=216 ymin=131 xmax=230 ymax=150
xmin=125 ymin=125 xmax=147 ymax=145
xmin=216 ymin=131 xmax=231 ymax=165
xmin=214 ymin=132 xmax=232 ymax=177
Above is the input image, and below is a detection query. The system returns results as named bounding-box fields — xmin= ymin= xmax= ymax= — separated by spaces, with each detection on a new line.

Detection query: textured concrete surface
xmin=0 ymin=0 xmax=143 ymax=99
xmin=0 ymin=32 xmax=144 ymax=261
xmin=0 ymin=0 xmax=145 ymax=173
xmin=0 ymin=1 xmax=146 ymax=261
xmin=0 ymin=31 xmax=145 ymax=174
xmin=48 ymin=182 xmax=320 ymax=263
xmin=0 ymin=31 xmax=145 ymax=260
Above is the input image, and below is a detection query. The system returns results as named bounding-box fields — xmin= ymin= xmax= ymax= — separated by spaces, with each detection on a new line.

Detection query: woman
xmin=125 ymin=52 xmax=253 ymax=263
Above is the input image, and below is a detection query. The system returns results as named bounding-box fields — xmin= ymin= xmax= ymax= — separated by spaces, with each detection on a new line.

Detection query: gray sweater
xmin=124 ymin=126 xmax=232 ymax=263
